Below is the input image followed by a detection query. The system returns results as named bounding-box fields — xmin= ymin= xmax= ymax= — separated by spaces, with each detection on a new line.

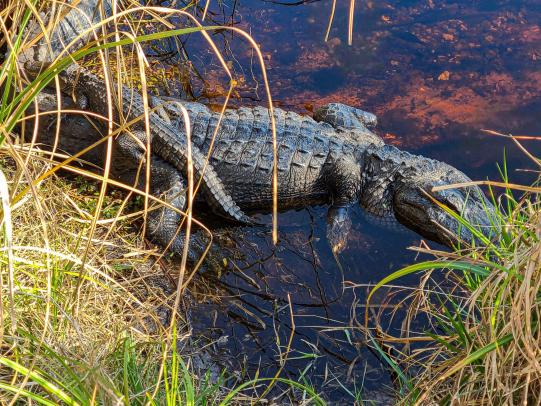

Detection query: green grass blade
xmin=367 ymin=333 xmax=412 ymax=394
xmin=219 ymin=377 xmax=326 ymax=406
xmin=368 ymin=261 xmax=490 ymax=304
xmin=0 ymin=381 xmax=59 ymax=406
xmin=122 ymin=337 xmax=131 ymax=405
xmin=0 ymin=357 xmax=80 ymax=405
xmin=434 ymin=333 xmax=513 ymax=382
xmin=179 ymin=359 xmax=195 ymax=406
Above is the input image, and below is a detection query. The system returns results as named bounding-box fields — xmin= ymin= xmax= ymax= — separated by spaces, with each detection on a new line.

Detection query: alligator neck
xmin=359 ymin=144 xmax=412 ymax=218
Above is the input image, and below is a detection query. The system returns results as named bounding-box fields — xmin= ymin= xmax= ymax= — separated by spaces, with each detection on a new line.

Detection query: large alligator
xmin=27 ymin=87 xmax=495 ymax=255
xmin=150 ymin=97 xmax=496 ymax=250
xmin=18 ymin=0 xmax=495 ymax=258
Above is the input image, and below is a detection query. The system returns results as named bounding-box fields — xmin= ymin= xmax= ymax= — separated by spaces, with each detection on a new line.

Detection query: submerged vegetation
xmin=0 ymin=0 xmax=539 ymax=404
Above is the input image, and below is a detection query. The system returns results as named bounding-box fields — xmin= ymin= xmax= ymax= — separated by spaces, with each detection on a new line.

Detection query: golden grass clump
xmin=0 ymin=148 xmax=189 ymax=401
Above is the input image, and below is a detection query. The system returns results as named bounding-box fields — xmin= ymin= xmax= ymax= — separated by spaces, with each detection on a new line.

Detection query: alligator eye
xmin=440 ymin=193 xmax=462 ymax=215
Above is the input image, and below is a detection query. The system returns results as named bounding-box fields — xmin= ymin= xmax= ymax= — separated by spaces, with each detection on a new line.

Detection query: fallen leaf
xmin=438 ymin=71 xmax=451 ymax=81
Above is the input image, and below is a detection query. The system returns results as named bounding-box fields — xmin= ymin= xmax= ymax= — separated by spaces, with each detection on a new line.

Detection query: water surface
xmin=164 ymin=0 xmax=541 ymax=401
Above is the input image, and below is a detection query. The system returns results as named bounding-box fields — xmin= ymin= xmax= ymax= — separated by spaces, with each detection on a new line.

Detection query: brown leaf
xmin=438 ymin=71 xmax=451 ymax=81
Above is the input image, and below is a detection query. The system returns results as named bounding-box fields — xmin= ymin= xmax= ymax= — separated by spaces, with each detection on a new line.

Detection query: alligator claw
xmin=240 ymin=214 xmax=265 ymax=227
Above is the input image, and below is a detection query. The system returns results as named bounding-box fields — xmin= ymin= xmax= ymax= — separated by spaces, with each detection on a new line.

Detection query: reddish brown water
xmin=162 ymin=0 xmax=541 ymax=402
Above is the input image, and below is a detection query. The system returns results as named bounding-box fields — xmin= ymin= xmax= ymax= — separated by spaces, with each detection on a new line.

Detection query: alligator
xmin=149 ymin=97 xmax=496 ymax=251
xmin=18 ymin=0 xmax=496 ymax=257
xmin=27 ymin=86 xmax=496 ymax=255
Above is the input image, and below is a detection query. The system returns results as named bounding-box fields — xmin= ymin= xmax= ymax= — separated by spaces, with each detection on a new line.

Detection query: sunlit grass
xmin=366 ymin=145 xmax=541 ymax=404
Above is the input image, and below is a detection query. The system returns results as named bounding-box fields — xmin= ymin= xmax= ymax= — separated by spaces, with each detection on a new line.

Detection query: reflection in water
xmin=157 ymin=0 xmax=541 ymax=401
xmin=191 ymin=207 xmax=434 ymax=401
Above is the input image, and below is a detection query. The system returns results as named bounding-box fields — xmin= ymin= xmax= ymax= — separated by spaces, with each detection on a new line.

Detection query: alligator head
xmin=365 ymin=146 xmax=497 ymax=247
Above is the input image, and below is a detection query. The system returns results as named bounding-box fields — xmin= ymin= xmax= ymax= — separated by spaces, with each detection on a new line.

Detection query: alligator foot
xmin=326 ymin=206 xmax=353 ymax=253
xmin=149 ymin=95 xmax=173 ymax=125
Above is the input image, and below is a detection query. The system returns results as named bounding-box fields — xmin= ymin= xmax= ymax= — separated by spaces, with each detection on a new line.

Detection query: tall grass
xmin=0 ymin=0 xmax=324 ymax=403
xmin=367 ymin=147 xmax=541 ymax=404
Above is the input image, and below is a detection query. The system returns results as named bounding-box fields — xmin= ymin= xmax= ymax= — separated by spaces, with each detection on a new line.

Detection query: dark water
xmin=162 ymin=0 xmax=541 ymax=402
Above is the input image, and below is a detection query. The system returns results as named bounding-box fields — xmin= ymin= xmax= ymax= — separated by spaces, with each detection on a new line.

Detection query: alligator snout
xmin=393 ymin=181 xmax=496 ymax=248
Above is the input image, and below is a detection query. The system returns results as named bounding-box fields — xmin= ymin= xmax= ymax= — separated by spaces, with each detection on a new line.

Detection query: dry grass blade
xmin=0 ymin=169 xmax=14 ymax=335
xmin=432 ymin=179 xmax=541 ymax=194
xmin=348 ymin=0 xmax=355 ymax=45
xmin=324 ymin=0 xmax=337 ymax=42
xmin=257 ymin=293 xmax=296 ymax=401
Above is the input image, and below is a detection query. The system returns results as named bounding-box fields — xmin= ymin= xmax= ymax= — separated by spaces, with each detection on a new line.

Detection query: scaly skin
xmin=23 ymin=88 xmax=222 ymax=266
xmin=17 ymin=0 xmax=253 ymax=261
xmin=27 ymin=89 xmax=383 ymax=252
xmin=25 ymin=62 xmax=252 ymax=225
xmin=155 ymin=99 xmax=496 ymax=249
xmin=16 ymin=0 xmax=112 ymax=65
xmin=154 ymin=100 xmax=383 ymax=211
xmin=18 ymin=0 xmax=255 ymax=264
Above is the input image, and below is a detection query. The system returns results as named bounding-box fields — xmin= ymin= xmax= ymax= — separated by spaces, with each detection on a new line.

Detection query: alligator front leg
xmin=115 ymin=131 xmax=197 ymax=259
xmin=115 ymin=130 xmax=218 ymax=266
xmin=324 ymin=157 xmax=362 ymax=253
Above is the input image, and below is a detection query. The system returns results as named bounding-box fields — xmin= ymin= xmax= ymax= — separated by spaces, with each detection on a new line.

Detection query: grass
xmin=5 ymin=0 xmax=533 ymax=404
xmin=0 ymin=0 xmax=324 ymax=403
xmin=366 ymin=147 xmax=541 ymax=404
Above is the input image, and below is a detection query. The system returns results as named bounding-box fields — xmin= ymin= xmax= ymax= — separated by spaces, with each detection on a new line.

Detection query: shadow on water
xmin=191 ymin=206 xmax=430 ymax=400
xmin=153 ymin=0 xmax=541 ymax=401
